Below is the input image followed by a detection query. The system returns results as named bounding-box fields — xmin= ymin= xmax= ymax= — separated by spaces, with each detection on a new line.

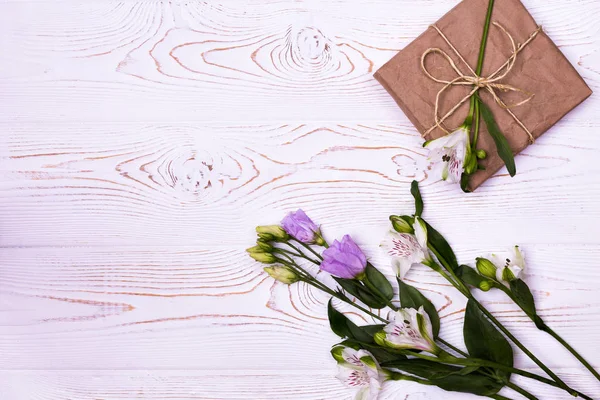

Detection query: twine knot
xmin=421 ymin=22 xmax=543 ymax=144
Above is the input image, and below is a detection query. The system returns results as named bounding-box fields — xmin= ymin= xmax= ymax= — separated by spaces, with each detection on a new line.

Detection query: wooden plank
xmin=1 ymin=245 xmax=599 ymax=371
xmin=1 ymin=370 xmax=599 ymax=399
xmin=0 ymin=0 xmax=597 ymax=122
xmin=1 ymin=122 xmax=600 ymax=247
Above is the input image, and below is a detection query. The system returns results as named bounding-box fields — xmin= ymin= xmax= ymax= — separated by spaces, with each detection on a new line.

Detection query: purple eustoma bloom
xmin=282 ymin=209 xmax=321 ymax=244
xmin=321 ymin=235 xmax=367 ymax=279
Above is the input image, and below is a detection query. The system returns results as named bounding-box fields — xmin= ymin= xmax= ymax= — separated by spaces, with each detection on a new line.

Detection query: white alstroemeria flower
xmin=492 ymin=246 xmax=525 ymax=284
xmin=334 ymin=347 xmax=384 ymax=400
xmin=375 ymin=307 xmax=439 ymax=355
xmin=380 ymin=217 xmax=430 ymax=279
xmin=425 ymin=125 xmax=469 ymax=183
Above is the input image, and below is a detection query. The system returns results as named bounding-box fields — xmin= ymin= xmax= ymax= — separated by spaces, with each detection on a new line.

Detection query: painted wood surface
xmin=1 ymin=0 xmax=599 ymax=398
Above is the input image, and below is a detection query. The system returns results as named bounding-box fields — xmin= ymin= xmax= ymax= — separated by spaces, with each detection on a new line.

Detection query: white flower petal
xmin=341 ymin=348 xmax=363 ymax=367
xmin=509 ymin=265 xmax=523 ymax=280
xmin=425 ymin=134 xmax=454 ymax=150
xmin=381 ymin=308 xmax=436 ymax=353
xmin=394 ymin=258 xmax=414 ymax=280
xmin=381 ymin=231 xmax=427 ymax=278
xmin=355 ymin=387 xmax=370 ymax=400
xmin=367 ymin=378 xmax=382 ymax=400
xmin=495 ymin=266 xmax=505 ymax=282
xmin=413 ymin=218 xmax=428 ymax=250
xmin=512 ymin=246 xmax=526 ymax=270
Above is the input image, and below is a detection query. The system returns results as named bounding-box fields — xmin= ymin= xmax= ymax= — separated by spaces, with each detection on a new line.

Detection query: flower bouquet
xmin=247 ymin=182 xmax=598 ymax=399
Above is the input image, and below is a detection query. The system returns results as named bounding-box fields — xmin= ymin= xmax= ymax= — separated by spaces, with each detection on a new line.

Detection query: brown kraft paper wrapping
xmin=374 ymin=0 xmax=592 ymax=191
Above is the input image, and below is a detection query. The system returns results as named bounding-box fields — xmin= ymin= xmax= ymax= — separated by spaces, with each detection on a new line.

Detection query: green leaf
xmin=382 ymin=360 xmax=502 ymax=395
xmin=478 ymin=97 xmax=516 ymax=177
xmin=464 ymin=299 xmax=514 ymax=381
xmin=423 ymin=220 xmax=458 ymax=271
xmin=411 ymin=180 xmax=424 ymax=217
xmin=364 ymin=263 xmax=394 ymax=302
xmin=397 ymin=279 xmax=440 ymax=337
xmin=509 ymin=279 xmax=537 ymax=319
xmin=360 ymin=324 xmax=386 ymax=336
xmin=432 ymin=373 xmax=503 ymax=396
xmin=328 ymin=299 xmax=350 ymax=338
xmin=344 ymin=339 xmax=406 ymax=363
xmin=460 ymin=173 xmax=471 ymax=193
xmin=334 ymin=277 xmax=387 ymax=309
xmin=327 ymin=299 xmax=374 ymax=343
xmin=457 ymin=365 xmax=480 ymax=376
xmin=383 ymin=359 xmax=461 ymax=380
xmin=456 ymin=265 xmax=493 ymax=291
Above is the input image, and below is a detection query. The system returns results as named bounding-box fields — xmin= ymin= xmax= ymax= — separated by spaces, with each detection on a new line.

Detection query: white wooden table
xmin=1 ymin=0 xmax=599 ymax=398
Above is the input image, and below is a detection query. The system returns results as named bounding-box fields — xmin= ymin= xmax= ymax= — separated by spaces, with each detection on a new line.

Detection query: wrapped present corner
xmin=374 ymin=0 xmax=592 ymax=191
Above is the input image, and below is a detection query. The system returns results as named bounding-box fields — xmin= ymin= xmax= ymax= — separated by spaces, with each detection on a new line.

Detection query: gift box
xmin=374 ymin=0 xmax=592 ymax=191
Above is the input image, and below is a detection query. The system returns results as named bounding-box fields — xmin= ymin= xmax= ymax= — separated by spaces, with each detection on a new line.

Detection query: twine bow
xmin=421 ymin=22 xmax=543 ymax=144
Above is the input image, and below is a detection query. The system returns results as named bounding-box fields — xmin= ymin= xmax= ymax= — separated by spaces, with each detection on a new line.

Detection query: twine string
xmin=421 ymin=22 xmax=543 ymax=144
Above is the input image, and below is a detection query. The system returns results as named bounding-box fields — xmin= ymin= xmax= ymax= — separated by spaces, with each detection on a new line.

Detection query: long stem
xmin=409 ymin=351 xmax=588 ymax=398
xmin=472 ymin=97 xmax=481 ymax=149
xmin=505 ymin=381 xmax=538 ymax=400
xmin=387 ymin=371 xmax=435 ymax=386
xmin=427 ymin=250 xmax=577 ymax=396
xmin=437 ymin=337 xmax=469 ymax=358
xmin=470 ymin=297 xmax=576 ymax=396
xmin=497 ymin=285 xmax=600 ymax=382
xmin=282 ymin=242 xmax=320 ymax=265
xmin=469 ymin=0 xmax=494 ymax=149
xmin=476 ymin=0 xmax=495 ymax=76
xmin=541 ymin=323 xmax=600 ymax=382
xmin=292 ymin=239 xmax=324 ymax=261
xmin=490 ymin=395 xmax=513 ymax=400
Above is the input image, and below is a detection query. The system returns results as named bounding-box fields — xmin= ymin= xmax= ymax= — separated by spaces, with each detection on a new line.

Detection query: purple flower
xmin=321 ymin=235 xmax=367 ymax=279
xmin=282 ymin=209 xmax=322 ymax=244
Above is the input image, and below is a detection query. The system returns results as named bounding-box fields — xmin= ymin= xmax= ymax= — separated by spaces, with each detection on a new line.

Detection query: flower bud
xmin=255 ymin=239 xmax=273 ymax=252
xmin=330 ymin=345 xmax=346 ymax=363
xmin=476 ymin=149 xmax=487 ymax=160
xmin=476 ymin=257 xmax=497 ymax=279
xmin=464 ymin=153 xmax=478 ymax=175
xmin=390 ymin=215 xmax=414 ymax=233
xmin=256 ymin=225 xmax=289 ymax=242
xmin=246 ymin=246 xmax=277 ymax=264
xmin=264 ymin=265 xmax=299 ymax=284
xmin=479 ymin=280 xmax=493 ymax=292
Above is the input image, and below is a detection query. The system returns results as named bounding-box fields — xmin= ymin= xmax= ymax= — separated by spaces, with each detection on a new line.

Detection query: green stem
xmin=386 ymin=371 xmax=435 ymax=386
xmin=468 ymin=0 xmax=494 ymax=149
xmin=427 ymin=243 xmax=579 ymax=396
xmin=293 ymin=239 xmax=324 ymax=261
xmin=273 ymin=248 xmax=304 ymax=260
xmin=490 ymin=395 xmax=513 ymax=400
xmin=497 ymin=285 xmax=600 ymax=383
xmin=409 ymin=351 xmax=576 ymax=396
xmin=470 ymin=297 xmax=577 ymax=397
xmin=473 ymin=97 xmax=481 ymax=149
xmin=437 ymin=337 xmax=469 ymax=358
xmin=476 ymin=0 xmax=495 ymax=77
xmin=541 ymin=323 xmax=600 ymax=382
xmin=282 ymin=242 xmax=320 ymax=265
xmin=505 ymin=381 xmax=538 ymax=400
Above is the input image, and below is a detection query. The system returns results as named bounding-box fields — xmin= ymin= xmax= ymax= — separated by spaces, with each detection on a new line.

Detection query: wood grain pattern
xmin=1 ymin=0 xmax=599 ymax=399
xmin=0 ymin=0 xmax=598 ymax=122
xmin=1 ymin=370 xmax=599 ymax=400
xmin=2 ymin=121 xmax=600 ymax=248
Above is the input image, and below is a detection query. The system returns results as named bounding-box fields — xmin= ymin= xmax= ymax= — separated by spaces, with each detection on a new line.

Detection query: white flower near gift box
xmin=425 ymin=125 xmax=470 ymax=183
